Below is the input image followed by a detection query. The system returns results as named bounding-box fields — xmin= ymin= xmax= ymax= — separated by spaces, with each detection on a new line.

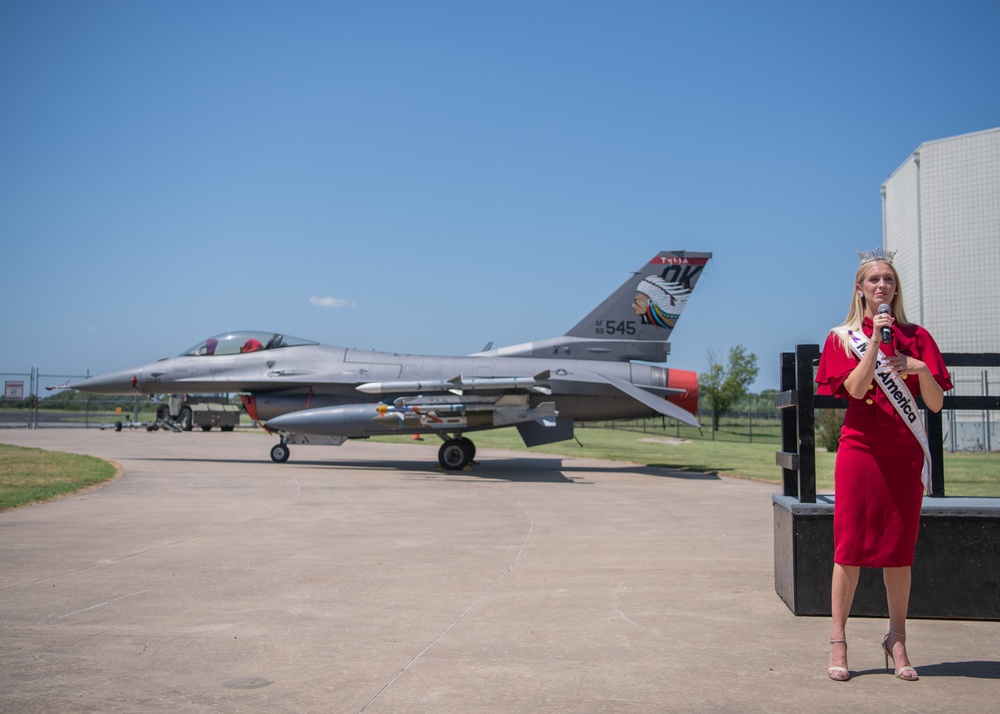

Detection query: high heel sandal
xmin=828 ymin=639 xmax=850 ymax=681
xmin=882 ymin=630 xmax=918 ymax=680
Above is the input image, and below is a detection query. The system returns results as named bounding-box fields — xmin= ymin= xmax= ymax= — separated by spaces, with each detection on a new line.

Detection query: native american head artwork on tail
xmin=562 ymin=250 xmax=710 ymax=357
xmin=631 ymin=274 xmax=693 ymax=330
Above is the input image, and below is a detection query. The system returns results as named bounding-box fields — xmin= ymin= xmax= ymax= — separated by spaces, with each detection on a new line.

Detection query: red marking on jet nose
xmin=131 ymin=375 xmax=138 ymax=388
xmin=241 ymin=395 xmax=260 ymax=422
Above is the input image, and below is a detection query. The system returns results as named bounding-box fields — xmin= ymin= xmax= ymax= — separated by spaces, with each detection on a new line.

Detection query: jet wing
xmin=592 ymin=372 xmax=701 ymax=428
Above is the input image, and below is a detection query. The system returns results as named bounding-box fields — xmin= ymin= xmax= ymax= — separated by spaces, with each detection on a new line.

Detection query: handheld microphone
xmin=877 ymin=303 xmax=891 ymax=344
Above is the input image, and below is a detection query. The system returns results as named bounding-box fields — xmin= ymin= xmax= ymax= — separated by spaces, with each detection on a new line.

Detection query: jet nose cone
xmin=70 ymin=368 xmax=141 ymax=394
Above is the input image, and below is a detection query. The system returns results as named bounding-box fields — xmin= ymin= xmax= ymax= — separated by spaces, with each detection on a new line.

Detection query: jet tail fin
xmin=477 ymin=250 xmax=711 ymax=362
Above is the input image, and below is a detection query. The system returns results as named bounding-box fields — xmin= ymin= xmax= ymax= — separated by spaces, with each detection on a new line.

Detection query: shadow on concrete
xmin=841 ymin=660 xmax=1000 ymax=680
xmin=124 ymin=453 xmax=721 ymax=485
xmin=631 ymin=464 xmax=722 ymax=480
xmin=918 ymin=660 xmax=1000 ymax=679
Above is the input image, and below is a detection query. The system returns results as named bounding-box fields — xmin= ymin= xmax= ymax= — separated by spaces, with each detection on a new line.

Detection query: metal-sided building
xmin=882 ymin=126 xmax=1000 ymax=451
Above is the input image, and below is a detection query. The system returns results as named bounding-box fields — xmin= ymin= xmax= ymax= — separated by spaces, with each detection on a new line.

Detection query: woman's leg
xmin=830 ymin=563 xmax=860 ymax=673
xmin=883 ymin=566 xmax=915 ymax=672
xmin=832 ymin=563 xmax=860 ymax=637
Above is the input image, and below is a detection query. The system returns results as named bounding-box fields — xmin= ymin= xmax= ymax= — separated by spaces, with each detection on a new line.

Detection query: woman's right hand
xmin=872 ymin=309 xmax=894 ymax=336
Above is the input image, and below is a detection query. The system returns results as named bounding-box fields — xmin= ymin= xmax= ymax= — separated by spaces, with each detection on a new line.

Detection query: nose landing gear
xmin=270 ymin=443 xmax=290 ymax=463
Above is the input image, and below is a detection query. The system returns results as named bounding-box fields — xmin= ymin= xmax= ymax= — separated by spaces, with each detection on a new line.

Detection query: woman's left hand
xmin=881 ymin=353 xmax=927 ymax=376
xmin=883 ymin=350 xmax=945 ymax=412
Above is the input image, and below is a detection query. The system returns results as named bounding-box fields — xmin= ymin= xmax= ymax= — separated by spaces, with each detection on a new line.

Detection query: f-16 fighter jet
xmin=72 ymin=250 xmax=711 ymax=470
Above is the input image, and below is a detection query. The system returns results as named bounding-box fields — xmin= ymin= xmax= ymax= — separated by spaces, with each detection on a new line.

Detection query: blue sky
xmin=2 ymin=0 xmax=998 ymax=391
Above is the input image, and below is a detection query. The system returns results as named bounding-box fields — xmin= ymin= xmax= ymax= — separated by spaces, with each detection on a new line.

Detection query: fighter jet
xmin=72 ymin=250 xmax=711 ymax=470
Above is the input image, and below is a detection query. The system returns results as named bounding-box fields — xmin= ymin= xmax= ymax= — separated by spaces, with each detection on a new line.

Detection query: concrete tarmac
xmin=1 ymin=430 xmax=998 ymax=713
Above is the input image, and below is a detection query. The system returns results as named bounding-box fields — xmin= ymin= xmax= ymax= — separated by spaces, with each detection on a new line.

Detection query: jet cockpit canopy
xmin=180 ymin=332 xmax=319 ymax=357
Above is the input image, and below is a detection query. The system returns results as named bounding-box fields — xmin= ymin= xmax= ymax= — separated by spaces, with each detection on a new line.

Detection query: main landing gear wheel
xmin=438 ymin=438 xmax=474 ymax=470
xmin=460 ymin=437 xmax=476 ymax=462
xmin=270 ymin=443 xmax=290 ymax=463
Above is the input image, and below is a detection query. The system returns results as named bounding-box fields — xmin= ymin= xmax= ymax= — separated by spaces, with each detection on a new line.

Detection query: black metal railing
xmin=776 ymin=346 xmax=1000 ymax=503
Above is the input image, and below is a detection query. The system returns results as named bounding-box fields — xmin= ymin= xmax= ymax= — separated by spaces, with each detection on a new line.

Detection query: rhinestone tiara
xmin=857 ymin=247 xmax=896 ymax=265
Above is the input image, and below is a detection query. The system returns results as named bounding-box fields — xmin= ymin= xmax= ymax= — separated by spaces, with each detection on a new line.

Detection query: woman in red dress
xmin=815 ymin=249 xmax=951 ymax=682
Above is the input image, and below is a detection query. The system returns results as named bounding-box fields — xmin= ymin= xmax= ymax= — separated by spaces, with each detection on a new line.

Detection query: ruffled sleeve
xmin=815 ymin=330 xmax=857 ymax=398
xmin=815 ymin=323 xmax=953 ymax=399
xmin=896 ymin=324 xmax=954 ymax=393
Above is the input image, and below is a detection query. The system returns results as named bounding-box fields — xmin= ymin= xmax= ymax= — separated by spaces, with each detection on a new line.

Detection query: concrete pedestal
xmin=773 ymin=495 xmax=1000 ymax=619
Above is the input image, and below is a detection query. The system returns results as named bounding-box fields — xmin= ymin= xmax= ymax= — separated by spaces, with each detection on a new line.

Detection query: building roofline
xmin=881 ymin=126 xmax=1000 ymax=188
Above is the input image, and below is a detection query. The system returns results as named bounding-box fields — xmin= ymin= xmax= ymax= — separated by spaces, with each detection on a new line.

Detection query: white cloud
xmin=309 ymin=296 xmax=357 ymax=309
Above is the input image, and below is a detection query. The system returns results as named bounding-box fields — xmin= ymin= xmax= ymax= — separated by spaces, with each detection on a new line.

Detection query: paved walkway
xmin=1 ymin=429 xmax=998 ymax=713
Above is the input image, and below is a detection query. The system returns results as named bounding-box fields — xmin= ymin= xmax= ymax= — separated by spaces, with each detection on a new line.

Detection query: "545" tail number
xmin=595 ymin=320 xmax=637 ymax=336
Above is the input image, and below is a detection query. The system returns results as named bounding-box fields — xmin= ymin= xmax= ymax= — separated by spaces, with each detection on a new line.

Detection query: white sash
xmin=833 ymin=327 xmax=933 ymax=495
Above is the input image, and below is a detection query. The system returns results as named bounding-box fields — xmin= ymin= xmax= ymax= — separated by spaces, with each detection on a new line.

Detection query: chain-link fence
xmin=0 ymin=368 xmax=157 ymax=429
xmin=947 ymin=368 xmax=998 ymax=452
xmin=579 ymin=410 xmax=782 ymax=445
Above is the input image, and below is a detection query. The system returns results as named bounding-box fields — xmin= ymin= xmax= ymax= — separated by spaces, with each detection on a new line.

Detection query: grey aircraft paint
xmin=72 ymin=250 xmax=711 ymax=469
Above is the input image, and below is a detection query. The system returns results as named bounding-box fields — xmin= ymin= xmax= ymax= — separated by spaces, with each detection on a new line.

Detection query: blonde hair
xmin=833 ymin=260 xmax=909 ymax=354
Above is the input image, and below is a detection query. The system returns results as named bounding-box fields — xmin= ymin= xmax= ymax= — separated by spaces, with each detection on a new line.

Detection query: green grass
xmin=2 ymin=427 xmax=995 ymax=513
xmin=375 ymin=426 xmax=1000 ymax=497
xmin=0 ymin=444 xmax=120 ymax=511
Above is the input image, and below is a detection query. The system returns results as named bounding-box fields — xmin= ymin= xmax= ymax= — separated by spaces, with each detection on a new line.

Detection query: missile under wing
xmin=72 ymin=250 xmax=711 ymax=469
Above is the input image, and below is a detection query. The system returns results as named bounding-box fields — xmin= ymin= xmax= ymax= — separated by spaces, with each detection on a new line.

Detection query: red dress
xmin=815 ymin=319 xmax=952 ymax=567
